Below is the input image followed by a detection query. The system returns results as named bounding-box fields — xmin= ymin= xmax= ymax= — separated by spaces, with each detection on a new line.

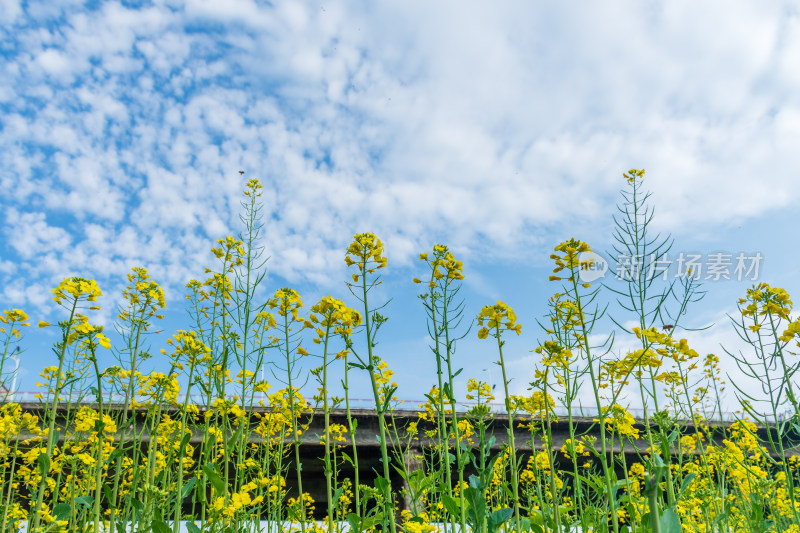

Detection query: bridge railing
xmin=0 ymin=390 xmax=763 ymax=422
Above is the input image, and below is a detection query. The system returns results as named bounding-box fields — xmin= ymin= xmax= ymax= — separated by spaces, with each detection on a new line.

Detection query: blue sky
xmin=2 ymin=1 xmax=800 ymax=415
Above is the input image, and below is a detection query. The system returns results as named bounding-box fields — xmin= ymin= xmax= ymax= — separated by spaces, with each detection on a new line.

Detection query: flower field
xmin=1 ymin=170 xmax=799 ymax=533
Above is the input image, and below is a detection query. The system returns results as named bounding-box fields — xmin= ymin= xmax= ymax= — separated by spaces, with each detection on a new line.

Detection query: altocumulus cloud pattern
xmin=2 ymin=0 xmax=800 ymax=314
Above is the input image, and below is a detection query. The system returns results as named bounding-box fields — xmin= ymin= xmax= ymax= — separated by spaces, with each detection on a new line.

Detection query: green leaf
xmin=347 ymin=513 xmax=360 ymax=533
xmin=392 ymin=464 xmax=409 ymax=483
xmin=750 ymin=494 xmax=764 ymax=523
xmin=660 ymin=508 xmax=681 ymax=533
xmin=468 ymin=474 xmax=481 ymax=490
xmin=575 ymin=473 xmax=604 ymax=494
xmin=332 ymin=486 xmax=344 ymax=507
xmin=464 ymin=486 xmax=486 ymax=526
xmin=151 ymin=513 xmax=171 ymax=533
xmin=102 ymin=483 xmax=114 ymax=505
xmin=227 ymin=430 xmax=239 ymax=450
xmin=53 ymin=502 xmax=71 ymax=521
xmin=106 ymin=447 xmax=126 ymax=465
xmin=678 ymin=473 xmax=696 ymax=498
xmin=441 ymin=494 xmax=460 ymax=517
xmin=381 ymin=386 xmax=397 ymax=412
xmin=441 ymin=383 xmax=453 ymax=403
xmin=186 ymin=522 xmax=202 ymax=533
xmin=182 ymin=477 xmax=197 ymax=499
xmin=129 ymin=497 xmax=143 ymax=512
xmin=527 ymin=509 xmax=544 ymax=526
xmin=74 ymin=495 xmax=93 ymax=507
xmin=374 ymin=474 xmax=389 ymax=495
xmin=180 ymin=430 xmax=193 ymax=449
xmin=202 ymin=464 xmax=226 ymax=496
xmin=37 ymin=452 xmax=50 ymax=479
xmin=487 ymin=508 xmax=513 ymax=533
xmin=348 ymin=512 xmax=384 ymax=532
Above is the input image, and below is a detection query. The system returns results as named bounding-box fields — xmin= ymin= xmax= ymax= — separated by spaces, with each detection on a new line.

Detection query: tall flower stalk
xmin=344 ymin=232 xmax=397 ymax=533
xmin=31 ymin=277 xmax=103 ymax=532
xmin=549 ymin=239 xmax=621 ymax=533
xmin=269 ymin=287 xmax=310 ymax=532
xmin=308 ymin=296 xmax=361 ymax=532
xmin=414 ymin=244 xmax=468 ymax=532
xmin=0 ymin=309 xmax=28 ymax=401
xmin=477 ymin=300 xmax=523 ymax=533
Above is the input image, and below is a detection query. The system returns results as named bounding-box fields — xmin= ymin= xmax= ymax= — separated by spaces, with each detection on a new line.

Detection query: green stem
xmin=496 ymin=331 xmax=521 ymax=533
xmin=360 ymin=269 xmax=397 ymax=533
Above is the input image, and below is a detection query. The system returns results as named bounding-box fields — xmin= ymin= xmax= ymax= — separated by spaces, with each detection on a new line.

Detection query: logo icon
xmin=578 ymin=251 xmax=608 ymax=282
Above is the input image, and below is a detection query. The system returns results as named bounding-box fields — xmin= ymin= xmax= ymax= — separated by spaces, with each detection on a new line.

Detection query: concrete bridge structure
xmin=6 ymin=401 xmax=797 ymax=518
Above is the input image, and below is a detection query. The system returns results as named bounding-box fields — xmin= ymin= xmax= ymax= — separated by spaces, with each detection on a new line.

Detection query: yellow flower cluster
xmin=417 ymin=386 xmax=446 ymax=422
xmin=465 ymin=378 xmax=495 ymax=403
xmin=547 ymin=293 xmax=583 ymax=333
xmin=477 ymin=300 xmax=522 ymax=339
xmin=118 ymin=267 xmax=166 ymax=325
xmin=210 ymin=487 xmax=264 ymax=520
xmin=0 ymin=403 xmax=40 ymax=440
xmin=243 ymin=177 xmax=262 ymax=197
xmin=622 ymin=326 xmax=701 ymax=388
xmin=402 ymin=512 xmax=437 ymax=533
xmin=308 ymin=296 xmax=362 ymax=342
xmin=512 ymin=391 xmax=556 ymax=418
xmin=0 ymin=309 xmax=30 ymax=339
xmin=66 ymin=316 xmax=111 ymax=349
xmin=450 ymin=418 xmax=475 ymax=445
xmin=549 ymin=239 xmax=593 ymax=286
xmin=320 ymin=423 xmax=348 ymax=445
xmin=740 ymin=282 xmax=793 ymax=320
xmin=166 ymin=330 xmax=212 ymax=367
xmin=137 ymin=372 xmax=180 ymax=404
xmin=269 ymin=287 xmax=304 ymax=320
xmin=345 ymin=232 xmax=387 ymax=280
xmin=624 ymin=168 xmax=645 ymax=184
xmin=596 ymin=404 xmax=640 ymax=439
xmin=781 ymin=318 xmax=800 ymax=343
xmin=414 ymin=244 xmax=464 ymax=287
xmin=211 ymin=235 xmax=245 ymax=265
xmin=73 ymin=407 xmax=117 ymax=437
xmin=534 ymin=340 xmax=573 ymax=369
xmin=205 ymin=398 xmax=247 ymax=421
xmin=561 ymin=438 xmax=592 ymax=460
xmin=602 ymin=348 xmax=662 ymax=387
xmin=373 ymin=359 xmax=395 ymax=386
xmin=51 ymin=277 xmax=102 ymax=306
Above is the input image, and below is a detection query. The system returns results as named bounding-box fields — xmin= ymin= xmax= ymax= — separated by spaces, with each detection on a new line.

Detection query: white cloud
xmin=0 ymin=0 xmax=22 ymax=24
xmin=1 ymin=0 xmax=799 ymax=334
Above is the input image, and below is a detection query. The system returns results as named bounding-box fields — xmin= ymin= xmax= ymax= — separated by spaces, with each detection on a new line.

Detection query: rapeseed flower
xmin=477 ymin=300 xmax=521 ymax=338
xmin=345 ymin=232 xmax=387 ymax=274
xmin=51 ymin=277 xmax=102 ymax=306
